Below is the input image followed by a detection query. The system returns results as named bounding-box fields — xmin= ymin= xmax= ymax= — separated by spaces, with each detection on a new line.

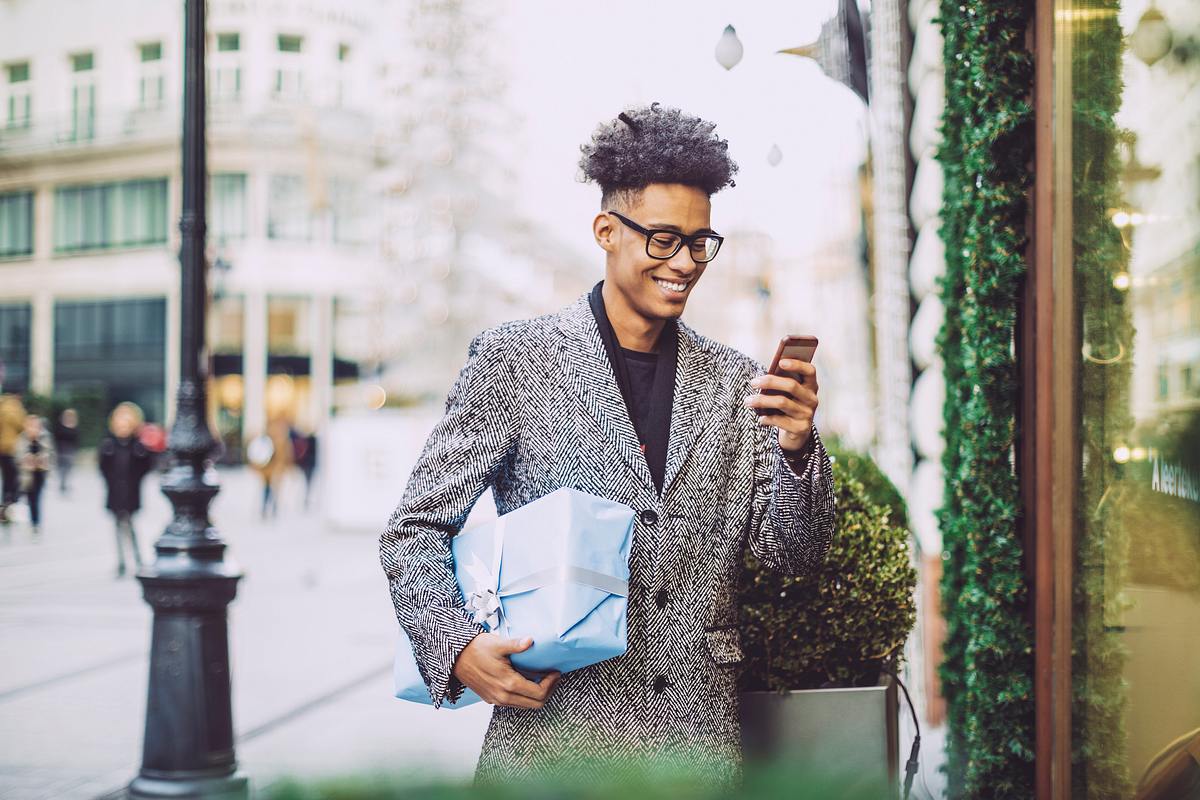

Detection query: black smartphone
xmin=756 ymin=335 xmax=819 ymax=416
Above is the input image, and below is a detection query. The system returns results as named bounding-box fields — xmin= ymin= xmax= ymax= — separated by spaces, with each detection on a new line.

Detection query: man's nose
xmin=666 ymin=243 xmax=701 ymax=272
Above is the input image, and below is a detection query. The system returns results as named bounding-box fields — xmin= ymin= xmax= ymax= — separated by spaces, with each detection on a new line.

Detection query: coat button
xmin=640 ymin=509 xmax=659 ymax=525
xmin=652 ymin=675 xmax=668 ymax=693
xmin=655 ymin=589 xmax=668 ymax=609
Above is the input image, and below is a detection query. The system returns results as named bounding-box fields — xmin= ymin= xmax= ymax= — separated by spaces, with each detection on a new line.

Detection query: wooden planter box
xmin=740 ymin=675 xmax=899 ymax=793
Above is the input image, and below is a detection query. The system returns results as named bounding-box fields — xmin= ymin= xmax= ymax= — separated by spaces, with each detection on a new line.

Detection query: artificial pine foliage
xmin=934 ymin=0 xmax=1036 ymax=796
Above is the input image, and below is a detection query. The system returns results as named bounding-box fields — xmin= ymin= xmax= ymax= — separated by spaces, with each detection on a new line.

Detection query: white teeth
xmin=655 ymin=278 xmax=688 ymax=292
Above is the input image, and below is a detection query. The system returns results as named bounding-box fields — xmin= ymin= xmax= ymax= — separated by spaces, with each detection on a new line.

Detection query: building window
xmin=210 ymin=173 xmax=247 ymax=243
xmin=0 ymin=191 xmax=33 ymax=258
xmin=274 ymin=34 xmax=303 ymax=100
xmin=4 ymin=62 xmax=31 ymax=129
xmin=138 ymin=42 xmax=165 ymax=110
xmin=211 ymin=32 xmax=241 ymax=103
xmin=53 ymin=178 xmax=168 ymax=253
xmin=0 ymin=303 xmax=32 ymax=395
xmin=267 ymin=174 xmax=312 ymax=241
xmin=69 ymin=51 xmax=95 ymax=141
xmin=329 ymin=177 xmax=365 ymax=244
xmin=54 ymin=298 xmax=167 ymax=422
xmin=1056 ymin=0 xmax=1200 ymax=790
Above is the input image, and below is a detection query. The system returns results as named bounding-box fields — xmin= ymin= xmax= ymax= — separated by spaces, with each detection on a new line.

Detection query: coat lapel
xmin=556 ymin=296 xmax=654 ymax=488
xmin=554 ymin=294 xmax=722 ymax=499
xmin=662 ymin=321 xmax=720 ymax=497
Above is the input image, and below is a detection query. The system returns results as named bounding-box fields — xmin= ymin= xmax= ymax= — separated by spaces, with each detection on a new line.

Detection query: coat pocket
xmin=703 ymin=625 xmax=744 ymax=667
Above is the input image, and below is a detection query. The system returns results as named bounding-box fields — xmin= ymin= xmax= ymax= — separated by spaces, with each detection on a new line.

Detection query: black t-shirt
xmin=620 ymin=346 xmax=659 ymax=435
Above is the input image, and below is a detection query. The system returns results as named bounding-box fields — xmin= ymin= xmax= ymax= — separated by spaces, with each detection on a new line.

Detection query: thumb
xmin=496 ymin=636 xmax=534 ymax=655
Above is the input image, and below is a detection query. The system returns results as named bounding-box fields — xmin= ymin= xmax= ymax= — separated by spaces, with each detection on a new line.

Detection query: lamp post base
xmin=128 ymin=773 xmax=248 ymax=800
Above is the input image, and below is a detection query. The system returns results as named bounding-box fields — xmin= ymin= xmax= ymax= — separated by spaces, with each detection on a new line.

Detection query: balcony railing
xmin=0 ymin=96 xmax=379 ymax=160
xmin=0 ymin=105 xmax=179 ymax=157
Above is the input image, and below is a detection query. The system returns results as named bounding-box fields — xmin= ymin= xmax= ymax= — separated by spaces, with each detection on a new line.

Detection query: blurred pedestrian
xmin=291 ymin=428 xmax=318 ymax=509
xmin=14 ymin=414 xmax=54 ymax=536
xmin=0 ymin=393 xmax=28 ymax=525
xmin=53 ymin=408 xmax=80 ymax=495
xmin=248 ymin=418 xmax=293 ymax=519
xmin=98 ymin=402 xmax=154 ymax=577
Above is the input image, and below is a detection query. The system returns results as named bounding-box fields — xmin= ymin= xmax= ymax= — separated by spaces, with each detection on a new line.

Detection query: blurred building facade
xmin=0 ymin=0 xmax=385 ymax=454
xmin=0 ymin=0 xmax=592 ymax=456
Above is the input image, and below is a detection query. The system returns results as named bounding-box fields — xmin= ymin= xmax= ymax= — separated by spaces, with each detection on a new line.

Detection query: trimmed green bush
xmin=739 ymin=445 xmax=917 ymax=691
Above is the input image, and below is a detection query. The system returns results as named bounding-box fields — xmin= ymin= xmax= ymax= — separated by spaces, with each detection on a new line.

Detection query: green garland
xmin=1071 ymin=0 xmax=1132 ymax=795
xmin=935 ymin=0 xmax=1035 ymax=796
xmin=937 ymin=0 xmax=1136 ymax=795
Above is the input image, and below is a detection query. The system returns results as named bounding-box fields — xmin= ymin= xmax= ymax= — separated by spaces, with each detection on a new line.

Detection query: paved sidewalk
xmin=0 ymin=463 xmax=491 ymax=800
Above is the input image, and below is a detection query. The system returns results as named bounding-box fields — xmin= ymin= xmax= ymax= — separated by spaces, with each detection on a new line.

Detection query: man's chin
xmin=649 ymin=300 xmax=685 ymax=320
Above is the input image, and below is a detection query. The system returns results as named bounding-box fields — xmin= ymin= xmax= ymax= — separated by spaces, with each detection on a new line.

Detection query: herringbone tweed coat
xmin=380 ymin=291 xmax=835 ymax=784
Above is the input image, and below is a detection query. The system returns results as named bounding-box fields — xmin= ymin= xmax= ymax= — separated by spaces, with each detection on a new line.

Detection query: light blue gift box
xmin=393 ymin=486 xmax=636 ymax=707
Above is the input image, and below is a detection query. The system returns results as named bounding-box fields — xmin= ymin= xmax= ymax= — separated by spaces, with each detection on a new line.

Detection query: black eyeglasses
xmin=607 ymin=211 xmax=724 ymax=263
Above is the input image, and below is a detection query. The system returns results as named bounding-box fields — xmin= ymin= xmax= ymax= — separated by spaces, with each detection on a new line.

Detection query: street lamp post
xmin=128 ymin=0 xmax=247 ymax=797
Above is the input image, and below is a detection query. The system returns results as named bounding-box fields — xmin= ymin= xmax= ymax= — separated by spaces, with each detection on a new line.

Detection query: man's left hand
xmin=744 ymin=359 xmax=819 ymax=452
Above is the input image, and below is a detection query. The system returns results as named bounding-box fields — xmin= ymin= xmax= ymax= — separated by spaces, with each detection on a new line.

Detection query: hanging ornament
xmin=767 ymin=144 xmax=783 ymax=166
xmin=1130 ymin=4 xmax=1172 ymax=67
xmin=715 ymin=25 xmax=744 ymax=71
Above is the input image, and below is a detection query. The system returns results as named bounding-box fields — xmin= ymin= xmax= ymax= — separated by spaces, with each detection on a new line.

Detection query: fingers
xmin=494 ymin=636 xmax=534 ymax=655
xmin=754 ymin=364 xmax=818 ymax=394
xmin=780 ymin=358 xmax=818 ymax=388
xmin=496 ymin=671 xmax=562 ymax=709
xmin=477 ymin=637 xmax=562 ymax=709
xmin=745 ymin=386 xmax=819 ymax=414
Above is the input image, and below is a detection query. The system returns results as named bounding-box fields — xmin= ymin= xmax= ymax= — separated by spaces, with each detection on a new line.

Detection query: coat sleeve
xmin=744 ymin=365 xmax=836 ymax=577
xmin=379 ymin=327 xmax=521 ymax=707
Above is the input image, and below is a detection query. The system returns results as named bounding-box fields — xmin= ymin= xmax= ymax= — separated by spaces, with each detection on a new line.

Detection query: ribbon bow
xmin=463 ymin=553 xmax=502 ymax=631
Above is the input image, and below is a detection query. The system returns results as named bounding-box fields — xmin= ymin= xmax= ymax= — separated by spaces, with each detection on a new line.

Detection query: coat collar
xmin=554 ymin=291 xmax=721 ymax=498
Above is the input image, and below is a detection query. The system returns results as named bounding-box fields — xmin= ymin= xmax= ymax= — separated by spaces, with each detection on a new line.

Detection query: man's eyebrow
xmin=645 ymin=222 xmax=717 ymax=235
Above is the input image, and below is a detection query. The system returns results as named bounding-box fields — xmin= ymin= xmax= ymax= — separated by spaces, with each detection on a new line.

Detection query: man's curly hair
xmin=578 ymin=103 xmax=739 ymax=209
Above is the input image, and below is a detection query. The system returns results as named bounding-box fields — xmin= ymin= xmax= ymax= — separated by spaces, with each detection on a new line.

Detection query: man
xmin=380 ymin=104 xmax=835 ymax=784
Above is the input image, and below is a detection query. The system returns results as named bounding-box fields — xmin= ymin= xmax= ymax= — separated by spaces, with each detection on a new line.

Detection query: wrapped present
xmin=394 ymin=486 xmax=636 ymax=707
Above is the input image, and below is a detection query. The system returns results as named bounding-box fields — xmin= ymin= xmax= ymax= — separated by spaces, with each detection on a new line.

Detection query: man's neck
xmin=601 ymin=280 xmax=667 ymax=353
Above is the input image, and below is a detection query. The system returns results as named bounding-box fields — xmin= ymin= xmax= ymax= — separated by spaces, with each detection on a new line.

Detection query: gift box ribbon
xmin=462 ymin=514 xmax=629 ymax=633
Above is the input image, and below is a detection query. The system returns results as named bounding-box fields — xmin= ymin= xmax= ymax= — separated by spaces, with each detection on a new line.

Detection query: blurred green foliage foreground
xmin=263 ymin=761 xmax=893 ymax=800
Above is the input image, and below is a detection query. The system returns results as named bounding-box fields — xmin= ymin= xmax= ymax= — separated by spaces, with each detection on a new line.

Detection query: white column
xmin=243 ymin=290 xmax=268 ymax=440
xmin=33 ymin=185 xmax=53 ymax=259
xmin=869 ymin=0 xmax=915 ymax=495
xmin=309 ymin=293 xmax=334 ymax=435
xmin=29 ymin=291 xmax=54 ymax=395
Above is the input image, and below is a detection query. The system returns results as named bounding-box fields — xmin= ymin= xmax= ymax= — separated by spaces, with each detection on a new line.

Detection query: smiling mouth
xmin=653 ymin=277 xmax=690 ymax=294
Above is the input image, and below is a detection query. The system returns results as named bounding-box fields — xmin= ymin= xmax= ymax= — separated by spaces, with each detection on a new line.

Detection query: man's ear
xmin=593 ymin=212 xmax=617 ymax=253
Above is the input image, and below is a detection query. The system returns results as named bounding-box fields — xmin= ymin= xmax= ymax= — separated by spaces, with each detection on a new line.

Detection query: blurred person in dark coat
xmin=53 ymin=408 xmax=80 ymax=494
xmin=291 ymin=428 xmax=318 ymax=509
xmin=98 ymin=402 xmax=155 ymax=577
xmin=14 ymin=414 xmax=54 ymax=536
